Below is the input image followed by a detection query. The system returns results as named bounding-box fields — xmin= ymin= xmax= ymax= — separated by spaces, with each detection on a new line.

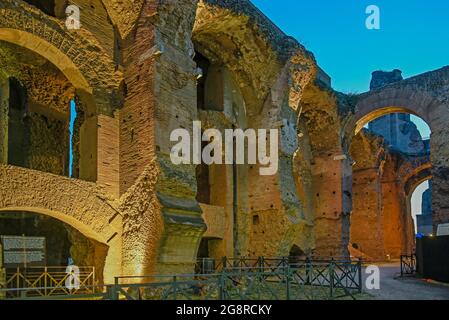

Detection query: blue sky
xmin=252 ymin=0 xmax=444 ymax=137
xmin=252 ymin=0 xmax=449 ymax=94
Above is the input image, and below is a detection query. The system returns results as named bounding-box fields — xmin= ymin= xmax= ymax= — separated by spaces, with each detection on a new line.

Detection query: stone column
xmin=119 ymin=0 xmax=206 ymax=276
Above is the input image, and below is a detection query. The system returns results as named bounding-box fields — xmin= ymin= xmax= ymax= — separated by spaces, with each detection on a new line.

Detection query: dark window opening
xmin=7 ymin=78 xmax=29 ymax=168
xmin=197 ymin=238 xmax=210 ymax=259
xmin=196 ymin=137 xmax=211 ymax=204
xmin=23 ymin=0 xmax=56 ymax=17
xmin=194 ymin=51 xmax=210 ymax=111
xmin=288 ymin=245 xmax=306 ymax=264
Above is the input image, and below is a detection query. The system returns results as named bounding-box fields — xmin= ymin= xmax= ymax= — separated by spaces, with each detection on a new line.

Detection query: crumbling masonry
xmin=1 ymin=0 xmax=449 ymax=282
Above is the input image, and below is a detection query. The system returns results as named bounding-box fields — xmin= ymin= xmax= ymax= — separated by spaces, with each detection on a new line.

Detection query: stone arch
xmin=349 ymin=87 xmax=443 ymax=136
xmin=404 ymin=166 xmax=432 ymax=197
xmin=192 ymin=0 xmax=317 ymax=260
xmin=0 ymin=164 xmax=122 ymax=282
xmin=0 ymin=0 xmax=122 ymax=112
xmin=0 ymin=28 xmax=90 ymax=93
xmin=193 ymin=0 xmax=315 ymax=117
xmin=346 ymin=80 xmax=449 ymax=232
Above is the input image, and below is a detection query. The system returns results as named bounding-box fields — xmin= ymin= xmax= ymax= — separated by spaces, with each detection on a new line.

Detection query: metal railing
xmin=111 ymin=262 xmax=362 ymax=301
xmin=400 ymin=254 xmax=416 ymax=277
xmin=0 ymin=258 xmax=363 ymax=300
xmin=0 ymin=266 xmax=96 ymax=298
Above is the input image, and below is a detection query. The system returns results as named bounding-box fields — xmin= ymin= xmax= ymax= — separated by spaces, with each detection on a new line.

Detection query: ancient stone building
xmin=0 ymin=0 xmax=448 ymax=282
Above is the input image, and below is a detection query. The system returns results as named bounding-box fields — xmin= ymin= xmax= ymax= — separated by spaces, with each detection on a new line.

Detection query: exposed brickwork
xmin=0 ymin=0 xmax=448 ymax=284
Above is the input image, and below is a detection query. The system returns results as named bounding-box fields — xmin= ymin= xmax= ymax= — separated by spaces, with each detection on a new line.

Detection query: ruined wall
xmin=350 ymin=130 xmax=415 ymax=260
xmin=2 ymin=0 xmax=448 ymax=283
xmin=300 ymin=84 xmax=351 ymax=258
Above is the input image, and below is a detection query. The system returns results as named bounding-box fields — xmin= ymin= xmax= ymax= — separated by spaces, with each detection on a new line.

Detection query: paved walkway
xmin=361 ymin=263 xmax=449 ymax=300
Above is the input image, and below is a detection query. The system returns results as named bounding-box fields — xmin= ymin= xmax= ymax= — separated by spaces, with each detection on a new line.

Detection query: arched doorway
xmin=0 ymin=38 xmax=98 ymax=181
xmin=349 ymin=110 xmax=431 ymax=261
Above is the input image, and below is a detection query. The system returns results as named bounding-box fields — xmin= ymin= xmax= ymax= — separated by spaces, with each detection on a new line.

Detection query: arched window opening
xmin=350 ymin=110 xmax=431 ymax=260
xmin=196 ymin=138 xmax=211 ymax=205
xmin=7 ymin=78 xmax=28 ymax=168
xmin=366 ymin=113 xmax=430 ymax=155
xmin=194 ymin=50 xmax=224 ymax=112
xmin=288 ymin=245 xmax=306 ymax=264
xmin=194 ymin=51 xmax=210 ymax=111
xmin=23 ymin=0 xmax=56 ymax=17
xmin=0 ymin=42 xmax=84 ymax=180
xmin=23 ymin=0 xmax=59 ymax=18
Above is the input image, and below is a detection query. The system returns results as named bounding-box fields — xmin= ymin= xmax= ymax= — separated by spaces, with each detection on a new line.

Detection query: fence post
xmin=222 ymin=257 xmax=227 ymax=271
xmin=329 ymin=260 xmax=335 ymax=299
xmin=219 ymin=272 xmax=225 ymax=300
xmin=358 ymin=258 xmax=363 ymax=294
xmin=285 ymin=265 xmax=291 ymax=300
xmin=173 ymin=276 xmax=177 ymax=300
xmin=109 ymin=277 xmax=120 ymax=300
xmin=306 ymin=257 xmax=311 ymax=285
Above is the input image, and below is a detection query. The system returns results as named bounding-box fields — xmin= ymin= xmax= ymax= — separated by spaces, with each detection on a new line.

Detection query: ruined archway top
xmin=349 ymin=66 xmax=449 ymax=136
xmin=193 ymin=0 xmax=317 ymax=115
xmin=196 ymin=0 xmax=314 ymax=62
xmin=403 ymin=167 xmax=432 ymax=196
xmin=397 ymin=154 xmax=431 ymax=182
xmin=0 ymin=164 xmax=122 ymax=245
xmin=0 ymin=1 xmax=123 ymax=97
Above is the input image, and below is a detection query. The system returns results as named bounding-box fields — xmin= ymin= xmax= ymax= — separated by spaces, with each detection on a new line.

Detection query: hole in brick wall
xmin=252 ymin=215 xmax=260 ymax=225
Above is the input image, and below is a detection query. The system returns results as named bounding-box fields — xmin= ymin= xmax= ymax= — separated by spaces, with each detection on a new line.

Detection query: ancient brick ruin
xmin=0 ymin=0 xmax=448 ymax=283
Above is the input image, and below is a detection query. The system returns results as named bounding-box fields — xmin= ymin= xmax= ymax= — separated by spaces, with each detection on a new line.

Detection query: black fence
xmin=400 ymin=254 xmax=416 ymax=277
xmin=416 ymin=235 xmax=449 ymax=283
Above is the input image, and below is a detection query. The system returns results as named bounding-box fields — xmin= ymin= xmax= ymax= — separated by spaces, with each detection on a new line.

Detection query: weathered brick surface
xmin=0 ymin=0 xmax=448 ymax=284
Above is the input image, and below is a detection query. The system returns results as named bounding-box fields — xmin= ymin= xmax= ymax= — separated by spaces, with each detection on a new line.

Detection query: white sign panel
xmin=436 ymin=223 xmax=449 ymax=236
